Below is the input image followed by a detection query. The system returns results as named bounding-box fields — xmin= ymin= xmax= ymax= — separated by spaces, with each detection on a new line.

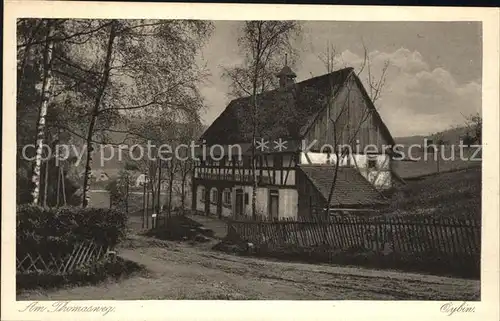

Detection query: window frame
xmin=367 ymin=158 xmax=377 ymax=170
xmin=200 ymin=187 xmax=205 ymax=202
xmin=223 ymin=190 xmax=231 ymax=205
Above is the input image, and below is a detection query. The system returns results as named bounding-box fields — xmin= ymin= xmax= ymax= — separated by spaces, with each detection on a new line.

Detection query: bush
xmin=144 ymin=215 xmax=203 ymax=241
xmin=16 ymin=159 xmax=82 ymax=207
xmin=17 ymin=256 xmax=145 ymax=291
xmin=17 ymin=204 xmax=128 ymax=258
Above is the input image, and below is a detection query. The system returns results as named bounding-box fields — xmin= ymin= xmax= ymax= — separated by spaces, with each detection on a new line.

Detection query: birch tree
xmin=80 ymin=20 xmax=118 ymax=207
xmin=31 ymin=20 xmax=55 ymax=205
xmin=318 ymin=43 xmax=390 ymax=216
xmin=223 ymin=21 xmax=301 ymax=219
xmin=17 ymin=19 xmax=212 ymax=207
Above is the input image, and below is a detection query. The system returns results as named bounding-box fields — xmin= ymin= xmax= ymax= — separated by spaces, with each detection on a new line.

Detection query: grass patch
xmin=386 ymin=166 xmax=481 ymax=219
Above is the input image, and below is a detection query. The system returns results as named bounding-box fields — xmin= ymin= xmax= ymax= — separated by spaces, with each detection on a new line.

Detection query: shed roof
xmin=299 ymin=165 xmax=388 ymax=207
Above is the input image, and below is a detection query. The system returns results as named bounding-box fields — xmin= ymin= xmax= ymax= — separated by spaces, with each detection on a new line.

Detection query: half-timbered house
xmin=192 ymin=65 xmax=396 ymax=219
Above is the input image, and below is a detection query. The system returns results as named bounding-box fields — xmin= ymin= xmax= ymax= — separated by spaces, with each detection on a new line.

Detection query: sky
xmin=197 ymin=21 xmax=482 ymax=137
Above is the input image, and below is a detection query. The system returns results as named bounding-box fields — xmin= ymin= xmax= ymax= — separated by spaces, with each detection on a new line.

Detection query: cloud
xmin=328 ymin=48 xmax=482 ymax=136
xmin=201 ymin=41 xmax=481 ymax=138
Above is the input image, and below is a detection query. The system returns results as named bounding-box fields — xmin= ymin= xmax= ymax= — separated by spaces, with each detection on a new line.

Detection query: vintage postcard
xmin=2 ymin=1 xmax=499 ymax=320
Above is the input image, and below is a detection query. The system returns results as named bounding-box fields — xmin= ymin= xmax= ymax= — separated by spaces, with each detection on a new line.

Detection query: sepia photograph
xmin=3 ymin=2 xmax=500 ymax=321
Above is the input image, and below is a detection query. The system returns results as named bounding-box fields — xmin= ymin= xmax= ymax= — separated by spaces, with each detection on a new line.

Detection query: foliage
xmin=16 ymin=18 xmax=213 ymax=206
xmin=144 ymin=214 xmax=205 ymax=241
xmin=17 ymin=256 xmax=145 ymax=291
xmin=223 ymin=21 xmax=302 ymax=218
xmin=462 ymin=112 xmax=482 ymax=145
xmin=222 ymin=21 xmax=302 ymax=97
xmin=106 ymin=170 xmax=131 ymax=210
xmin=17 ymin=157 xmax=82 ymax=207
xmin=16 ymin=204 xmax=128 ymax=257
xmin=385 ymin=167 xmax=481 ymax=219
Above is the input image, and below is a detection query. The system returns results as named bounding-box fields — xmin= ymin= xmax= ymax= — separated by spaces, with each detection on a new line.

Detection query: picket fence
xmin=16 ymin=240 xmax=109 ymax=274
xmin=227 ymin=215 xmax=481 ymax=257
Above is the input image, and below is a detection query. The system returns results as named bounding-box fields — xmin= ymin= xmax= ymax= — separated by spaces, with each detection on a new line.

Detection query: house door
xmin=269 ymin=190 xmax=279 ymax=220
xmin=235 ymin=189 xmax=244 ymax=217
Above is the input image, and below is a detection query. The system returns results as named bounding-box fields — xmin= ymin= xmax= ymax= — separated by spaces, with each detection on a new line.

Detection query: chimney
xmin=276 ymin=54 xmax=296 ymax=89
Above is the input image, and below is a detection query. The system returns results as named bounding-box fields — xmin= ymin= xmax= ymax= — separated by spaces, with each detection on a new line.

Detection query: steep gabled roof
xmin=201 ymin=68 xmax=354 ymax=144
xmin=201 ymin=67 xmax=395 ymax=146
xmin=299 ymin=165 xmax=388 ymax=207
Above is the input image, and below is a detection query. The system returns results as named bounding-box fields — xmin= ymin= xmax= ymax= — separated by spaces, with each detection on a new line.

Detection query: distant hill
xmin=395 ymin=126 xmax=473 ymax=146
xmin=392 ymin=125 xmax=481 ymax=180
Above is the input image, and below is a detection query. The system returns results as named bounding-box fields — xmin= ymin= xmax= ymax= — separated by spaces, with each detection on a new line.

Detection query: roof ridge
xmin=295 ymin=66 xmax=354 ymax=86
xmin=226 ymin=67 xmax=355 ymax=103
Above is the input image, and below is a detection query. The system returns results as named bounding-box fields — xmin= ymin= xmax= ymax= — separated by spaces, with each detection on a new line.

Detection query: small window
xmin=211 ymin=189 xmax=218 ymax=203
xmin=223 ymin=190 xmax=231 ymax=205
xmin=367 ymin=159 xmax=377 ymax=169
xmin=200 ymin=187 xmax=205 ymax=202
xmin=244 ymin=193 xmax=249 ymax=205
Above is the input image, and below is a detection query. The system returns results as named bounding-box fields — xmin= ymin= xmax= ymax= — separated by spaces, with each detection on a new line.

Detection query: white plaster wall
xmin=300 ymin=152 xmax=350 ymax=166
xmin=221 ymin=206 xmax=232 ymax=217
xmin=256 ymin=187 xmax=268 ymax=217
xmin=195 ymin=185 xmax=235 ymax=216
xmin=365 ymin=171 xmax=392 ymax=190
xmin=354 ymin=154 xmax=392 ymax=190
xmin=299 ymin=152 xmax=392 ymax=190
xmin=232 ymin=186 xmax=271 ymax=218
xmin=279 ymin=189 xmax=298 ymax=219
xmin=209 ymin=186 xmax=218 ymax=214
xmin=229 ymin=186 xmax=298 ymax=219
xmin=299 ymin=152 xmax=390 ymax=169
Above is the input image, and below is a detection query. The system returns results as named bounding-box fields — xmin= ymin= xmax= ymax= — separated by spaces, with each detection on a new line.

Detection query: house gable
xmin=302 ymin=72 xmax=395 ymax=153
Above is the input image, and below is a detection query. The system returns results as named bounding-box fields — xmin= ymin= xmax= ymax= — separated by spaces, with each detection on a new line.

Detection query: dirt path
xmin=18 ymin=236 xmax=480 ymax=300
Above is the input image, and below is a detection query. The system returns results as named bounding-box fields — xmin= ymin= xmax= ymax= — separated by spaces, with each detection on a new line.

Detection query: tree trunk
xmin=251 ymin=83 xmax=258 ymax=219
xmin=145 ymin=181 xmax=150 ymax=229
xmin=125 ymin=174 xmax=129 ymax=214
xmin=18 ymin=21 xmax=44 ymax=98
xmin=43 ymin=159 xmax=49 ymax=207
xmin=31 ymin=20 xmax=54 ymax=205
xmin=181 ymin=173 xmax=187 ymax=211
xmin=150 ymin=181 xmax=156 ymax=215
xmin=168 ymin=177 xmax=173 ymax=218
xmin=60 ymin=166 xmax=67 ymax=206
xmin=142 ymin=176 xmax=146 ymax=228
xmin=250 ymin=38 xmax=261 ymax=219
xmin=82 ymin=20 xmax=117 ymax=207
xmin=56 ymin=164 xmax=61 ymax=207
xmin=157 ymin=158 xmax=162 ymax=214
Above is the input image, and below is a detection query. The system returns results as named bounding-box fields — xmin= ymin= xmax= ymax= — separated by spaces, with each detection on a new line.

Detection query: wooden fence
xmin=16 ymin=240 xmax=109 ymax=274
xmin=227 ymin=216 xmax=481 ymax=257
